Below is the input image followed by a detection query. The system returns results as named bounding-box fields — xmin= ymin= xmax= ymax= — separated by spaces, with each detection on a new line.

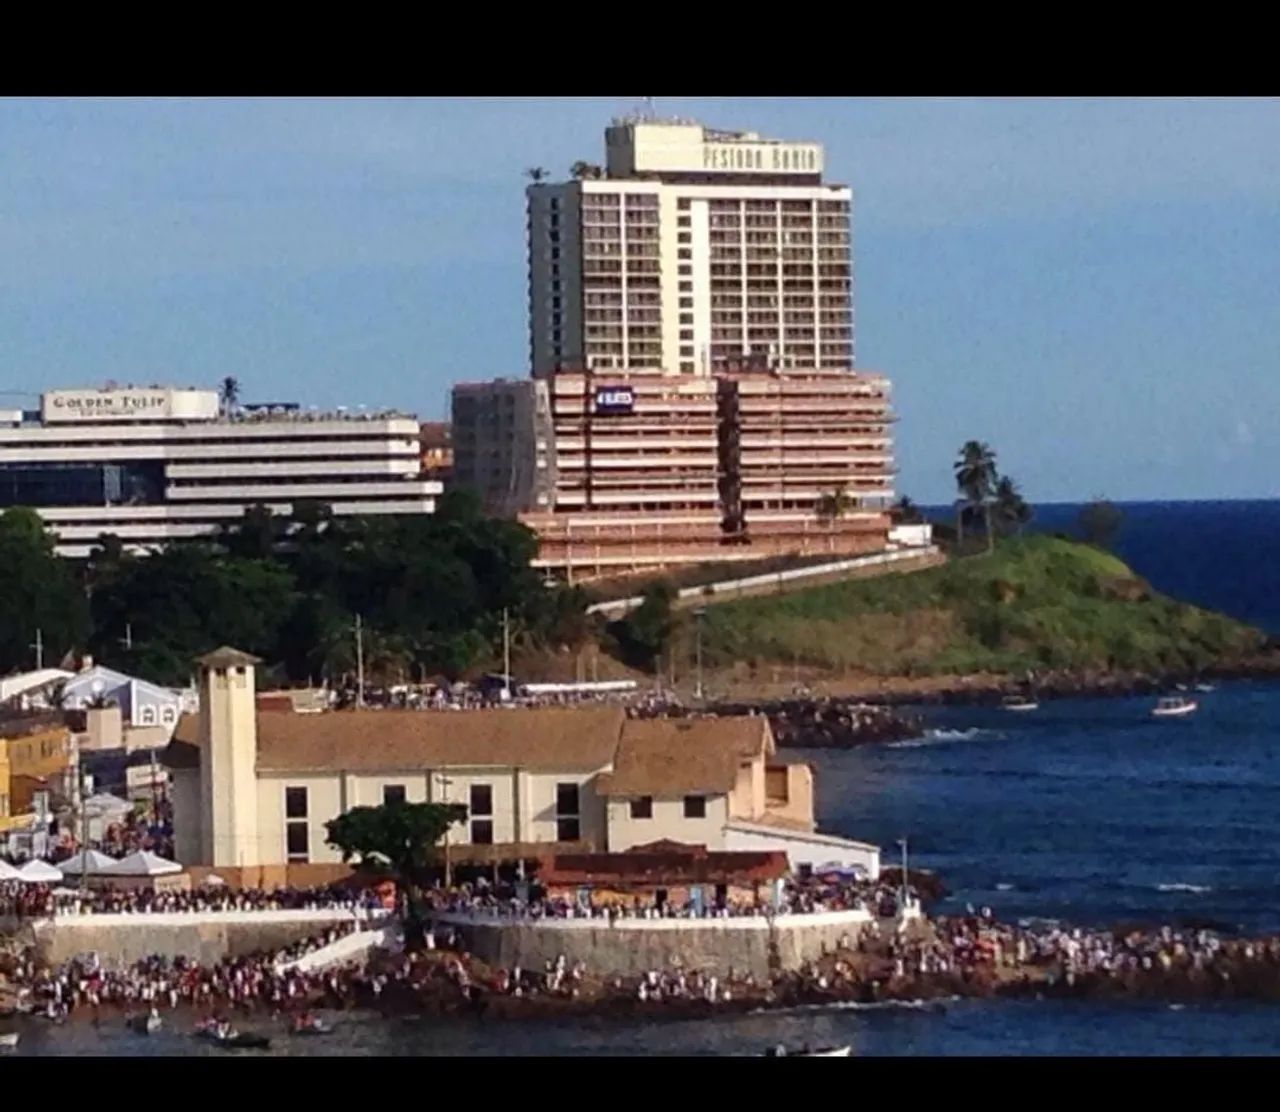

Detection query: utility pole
xmin=897 ymin=836 xmax=909 ymax=910
xmin=436 ymin=771 xmax=454 ymax=889
xmin=120 ymin=623 xmax=133 ymax=652
xmin=694 ymin=607 xmax=707 ymax=701
xmin=502 ymin=607 xmax=512 ymax=701
xmin=32 ymin=628 xmax=43 ymax=670
xmin=79 ymin=759 xmax=91 ymax=899
xmin=354 ymin=614 xmax=365 ymax=709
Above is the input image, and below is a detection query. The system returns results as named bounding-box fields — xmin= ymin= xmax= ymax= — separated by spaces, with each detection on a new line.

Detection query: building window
xmin=285 ymin=786 xmax=308 ymax=819
xmin=683 ymin=795 xmax=706 ymax=819
xmin=678 ymin=248 xmax=692 ymax=260
xmin=678 ymin=198 xmax=690 ymax=210
xmin=286 ymin=822 xmax=309 ymax=862
xmin=556 ymin=783 xmax=579 ymax=815
xmin=630 ymin=796 xmax=653 ymax=820
xmin=679 ymin=281 xmax=692 ymax=292
xmin=383 ymin=784 xmax=406 ymax=806
xmin=556 ymin=782 xmax=581 ymax=842
xmin=285 ymin=786 xmax=309 ymax=862
xmin=471 ymin=819 xmax=494 ymax=845
xmin=470 ymin=784 xmax=493 ymax=816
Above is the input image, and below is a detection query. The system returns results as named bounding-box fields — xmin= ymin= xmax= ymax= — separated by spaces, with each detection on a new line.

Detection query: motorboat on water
xmin=1001 ymin=694 xmax=1039 ymax=712
xmin=128 ymin=1009 xmax=163 ymax=1034
xmin=194 ymin=1018 xmax=271 ymax=1050
xmin=0 ymin=1032 xmax=18 ymax=1049
xmin=288 ymin=1014 xmax=334 ymax=1036
xmin=764 ymin=1043 xmax=852 ymax=1057
xmin=1152 ymin=695 xmax=1198 ymax=719
xmin=1194 ymin=682 xmax=1216 ymax=693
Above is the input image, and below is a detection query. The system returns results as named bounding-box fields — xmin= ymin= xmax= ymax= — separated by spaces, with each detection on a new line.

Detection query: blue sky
xmin=1 ymin=97 xmax=1276 ymax=504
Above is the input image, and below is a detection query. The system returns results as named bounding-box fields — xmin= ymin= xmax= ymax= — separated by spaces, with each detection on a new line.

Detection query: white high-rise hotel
xmin=527 ymin=118 xmax=854 ymax=378
xmin=455 ymin=113 xmax=901 ymax=580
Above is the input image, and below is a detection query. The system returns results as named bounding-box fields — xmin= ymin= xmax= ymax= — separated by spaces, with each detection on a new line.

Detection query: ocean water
xmin=11 ymin=501 xmax=1280 ymax=1056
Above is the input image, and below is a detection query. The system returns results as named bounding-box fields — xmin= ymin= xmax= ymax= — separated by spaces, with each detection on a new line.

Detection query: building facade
xmin=163 ymin=647 xmax=879 ymax=878
xmin=452 ymin=116 xmax=898 ymax=580
xmin=528 ymin=119 xmax=853 ymax=378
xmin=0 ymin=387 xmax=442 ymax=558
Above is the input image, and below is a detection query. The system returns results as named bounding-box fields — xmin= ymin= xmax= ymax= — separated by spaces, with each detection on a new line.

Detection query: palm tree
xmin=954 ymin=441 xmax=998 ymax=551
xmin=816 ymin=485 xmax=854 ymax=522
xmin=524 ymin=167 xmax=547 ymax=183
xmin=219 ymin=376 xmax=241 ymax=416
xmin=569 ymin=161 xmax=604 ymax=181
xmin=993 ymin=476 xmax=1033 ymax=537
xmin=891 ymin=495 xmax=924 ymax=525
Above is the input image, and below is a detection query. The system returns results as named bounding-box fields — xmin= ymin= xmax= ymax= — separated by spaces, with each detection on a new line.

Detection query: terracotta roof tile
xmin=196 ymin=647 xmax=262 ymax=669
xmin=596 ymin=716 xmax=772 ymax=798
xmin=540 ymin=847 xmax=787 ymax=887
xmin=254 ymin=705 xmax=626 ymax=773
xmin=161 ymin=738 xmax=200 ymax=770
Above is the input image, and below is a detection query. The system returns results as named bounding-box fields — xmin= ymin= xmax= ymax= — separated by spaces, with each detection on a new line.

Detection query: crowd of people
xmin=87 ymin=802 xmax=176 ymax=862
xmin=422 ymin=874 xmax=910 ymax=923
xmin=2 ymin=923 xmax=373 ymax=1023
xmin=0 ymin=881 xmax=389 ymax=921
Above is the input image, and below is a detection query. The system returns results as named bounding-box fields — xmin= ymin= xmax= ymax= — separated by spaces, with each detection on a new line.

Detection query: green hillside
xmin=697 ymin=535 xmax=1267 ymax=677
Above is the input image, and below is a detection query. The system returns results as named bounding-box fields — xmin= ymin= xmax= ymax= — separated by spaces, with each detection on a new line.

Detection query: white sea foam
xmin=750 ymin=996 xmax=961 ymax=1017
xmin=888 ymin=727 xmax=999 ymax=749
xmin=1155 ymin=883 xmax=1212 ymax=894
xmin=995 ymin=883 xmax=1015 ymax=892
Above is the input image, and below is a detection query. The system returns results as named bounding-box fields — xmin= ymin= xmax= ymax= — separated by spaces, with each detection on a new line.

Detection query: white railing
xmin=48 ymin=907 xmax=387 ymax=927
xmin=587 ymin=545 xmax=941 ymax=618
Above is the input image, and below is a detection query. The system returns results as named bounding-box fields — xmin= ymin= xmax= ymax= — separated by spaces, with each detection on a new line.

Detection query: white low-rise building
xmin=0 ymin=386 xmax=441 ymax=557
xmin=163 ymin=647 xmax=880 ymax=880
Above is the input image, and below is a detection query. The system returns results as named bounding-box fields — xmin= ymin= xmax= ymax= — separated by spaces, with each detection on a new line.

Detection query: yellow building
xmin=0 ymin=720 xmax=75 ymax=834
xmin=163 ymin=647 xmax=880 ymax=882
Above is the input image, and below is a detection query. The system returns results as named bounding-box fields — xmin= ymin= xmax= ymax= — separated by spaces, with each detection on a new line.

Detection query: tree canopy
xmin=0 ymin=508 xmax=89 ymax=673
xmin=1078 ymin=498 xmax=1124 ymax=550
xmin=325 ymin=800 xmax=468 ymax=875
xmin=0 ymin=493 xmax=589 ymax=687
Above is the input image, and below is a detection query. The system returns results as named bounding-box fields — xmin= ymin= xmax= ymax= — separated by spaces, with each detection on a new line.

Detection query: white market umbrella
xmin=204 ymin=874 xmax=227 ymax=887
xmin=103 ymin=850 xmax=182 ymax=877
xmin=17 ymin=859 xmax=63 ymax=883
xmin=0 ymin=859 xmax=22 ymax=881
xmin=82 ymin=793 xmax=132 ymax=818
xmin=58 ymin=849 xmax=120 ymax=876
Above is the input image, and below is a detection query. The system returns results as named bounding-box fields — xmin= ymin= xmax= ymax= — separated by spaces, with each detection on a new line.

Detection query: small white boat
xmin=0 ymin=1032 xmax=18 ymax=1049
xmin=1152 ymin=696 xmax=1198 ymax=719
xmin=1194 ymin=683 xmax=1216 ymax=693
xmin=129 ymin=1010 xmax=163 ymax=1034
xmin=1002 ymin=695 xmax=1039 ymax=712
xmin=765 ymin=1043 xmax=852 ymax=1057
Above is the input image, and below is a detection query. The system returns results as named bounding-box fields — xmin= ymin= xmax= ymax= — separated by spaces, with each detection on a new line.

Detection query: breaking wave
xmin=888 ymin=727 xmax=1001 ymax=749
xmin=1156 ymin=883 xmax=1213 ymax=894
xmin=751 ymin=996 xmax=961 ymax=1017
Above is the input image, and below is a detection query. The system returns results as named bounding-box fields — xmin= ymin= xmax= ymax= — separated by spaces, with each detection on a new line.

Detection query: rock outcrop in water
xmin=630 ymin=697 xmax=924 ymax=748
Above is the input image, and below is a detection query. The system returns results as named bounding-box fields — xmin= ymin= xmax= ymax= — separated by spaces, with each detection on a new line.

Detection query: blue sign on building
xmin=593 ymin=386 xmax=635 ymax=415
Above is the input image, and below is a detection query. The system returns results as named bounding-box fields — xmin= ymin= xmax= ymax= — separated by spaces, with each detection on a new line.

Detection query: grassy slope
xmin=697 ymin=535 xmax=1267 ymax=677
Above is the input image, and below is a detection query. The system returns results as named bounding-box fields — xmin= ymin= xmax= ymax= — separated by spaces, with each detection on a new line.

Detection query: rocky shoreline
xmin=679 ymin=654 xmax=1280 ymax=749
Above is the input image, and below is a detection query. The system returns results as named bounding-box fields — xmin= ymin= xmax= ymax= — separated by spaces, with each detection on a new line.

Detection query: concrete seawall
xmin=29 ymin=910 xmax=369 ymax=969
xmin=431 ymin=909 xmax=874 ymax=980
